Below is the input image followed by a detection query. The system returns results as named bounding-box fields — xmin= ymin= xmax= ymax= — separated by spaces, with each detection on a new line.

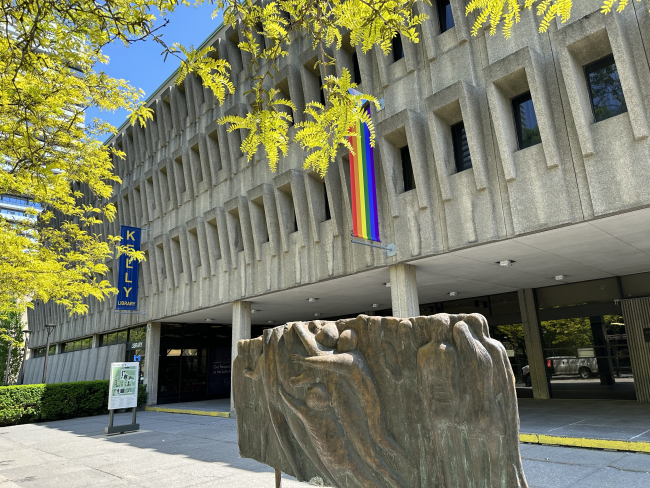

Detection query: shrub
xmin=0 ymin=380 xmax=148 ymax=426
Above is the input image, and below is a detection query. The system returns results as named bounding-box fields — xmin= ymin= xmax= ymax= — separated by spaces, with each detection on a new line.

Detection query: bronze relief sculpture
xmin=233 ymin=313 xmax=528 ymax=488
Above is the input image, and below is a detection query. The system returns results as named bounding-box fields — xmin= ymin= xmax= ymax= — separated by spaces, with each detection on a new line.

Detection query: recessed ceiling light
xmin=204 ymin=318 xmax=215 ymax=322
xmin=448 ymin=291 xmax=458 ymax=297
xmin=251 ymin=309 xmax=261 ymax=314
xmin=307 ymin=298 xmax=319 ymax=303
xmin=497 ymin=260 xmax=515 ymax=267
xmin=267 ymin=320 xmax=275 ymax=324
xmin=372 ymin=303 xmax=380 ymax=308
xmin=384 ymin=282 xmax=391 ymax=287
xmin=554 ymin=275 xmax=566 ymax=281
xmin=313 ymin=313 xmax=322 ymax=317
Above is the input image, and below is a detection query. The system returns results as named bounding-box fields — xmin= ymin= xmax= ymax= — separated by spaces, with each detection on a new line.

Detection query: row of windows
xmin=32 ymin=345 xmax=56 ymax=358
xmin=395 ymin=54 xmax=625 ymax=193
xmin=100 ymin=325 xmax=146 ymax=347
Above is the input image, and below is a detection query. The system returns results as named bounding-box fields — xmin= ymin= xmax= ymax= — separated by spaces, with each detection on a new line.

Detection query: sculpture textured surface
xmin=233 ymin=313 xmax=528 ymax=488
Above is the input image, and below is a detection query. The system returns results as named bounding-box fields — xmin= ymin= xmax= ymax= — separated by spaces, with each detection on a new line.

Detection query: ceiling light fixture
xmin=497 ymin=260 xmax=515 ymax=267
xmin=204 ymin=318 xmax=215 ymax=322
xmin=251 ymin=309 xmax=261 ymax=314
xmin=372 ymin=303 xmax=380 ymax=308
xmin=313 ymin=313 xmax=322 ymax=317
xmin=448 ymin=291 xmax=458 ymax=297
xmin=267 ymin=320 xmax=275 ymax=324
xmin=384 ymin=282 xmax=391 ymax=288
xmin=554 ymin=275 xmax=566 ymax=281
xmin=307 ymin=298 xmax=319 ymax=303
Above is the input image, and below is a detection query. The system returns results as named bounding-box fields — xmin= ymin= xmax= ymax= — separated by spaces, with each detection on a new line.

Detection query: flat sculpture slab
xmin=233 ymin=314 xmax=528 ymax=488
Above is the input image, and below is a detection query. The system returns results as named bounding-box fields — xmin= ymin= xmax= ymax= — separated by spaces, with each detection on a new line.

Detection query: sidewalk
xmin=146 ymin=397 xmax=650 ymax=453
xmin=518 ymin=398 xmax=650 ymax=452
xmin=0 ymin=410 xmax=648 ymax=487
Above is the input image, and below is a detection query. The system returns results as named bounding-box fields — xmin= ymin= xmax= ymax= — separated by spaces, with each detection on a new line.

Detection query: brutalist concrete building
xmin=24 ymin=1 xmax=650 ymax=410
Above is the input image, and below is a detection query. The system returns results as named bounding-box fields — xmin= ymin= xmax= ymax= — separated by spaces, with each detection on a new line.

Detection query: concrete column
xmin=620 ymin=297 xmax=650 ymax=403
xmin=230 ymin=300 xmax=251 ymax=417
xmin=144 ymin=322 xmax=161 ymax=406
xmin=91 ymin=334 xmax=101 ymax=348
xmin=518 ymin=289 xmax=550 ymax=400
xmin=389 ymin=264 xmax=420 ymax=318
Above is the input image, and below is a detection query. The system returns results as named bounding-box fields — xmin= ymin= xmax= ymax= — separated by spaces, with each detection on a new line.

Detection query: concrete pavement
xmin=1 ymin=409 xmax=649 ymax=487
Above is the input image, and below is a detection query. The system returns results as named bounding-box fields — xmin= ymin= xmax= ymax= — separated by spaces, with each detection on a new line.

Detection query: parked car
xmin=522 ymin=356 xmax=599 ymax=386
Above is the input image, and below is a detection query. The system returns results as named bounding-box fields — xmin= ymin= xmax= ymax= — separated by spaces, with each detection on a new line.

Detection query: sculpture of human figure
xmin=464 ymin=314 xmax=527 ymax=487
xmin=291 ymin=329 xmax=415 ymax=487
xmin=415 ymin=314 xmax=460 ymax=487
xmin=279 ymin=384 xmax=385 ymax=488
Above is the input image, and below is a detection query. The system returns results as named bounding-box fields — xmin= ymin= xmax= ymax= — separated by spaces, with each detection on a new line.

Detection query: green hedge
xmin=0 ymin=380 xmax=148 ymax=427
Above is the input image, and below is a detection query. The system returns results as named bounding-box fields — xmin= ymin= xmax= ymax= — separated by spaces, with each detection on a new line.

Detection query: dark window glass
xmin=537 ymin=278 xmax=620 ymax=310
xmin=451 ymin=121 xmax=472 ymax=172
xmin=107 ymin=332 xmax=117 ymax=346
xmin=392 ymin=35 xmax=404 ymax=62
xmin=292 ymin=208 xmax=298 ymax=233
xmin=585 ymin=54 xmax=627 ymax=123
xmin=129 ymin=326 xmax=146 ymax=343
xmin=324 ymin=184 xmax=331 ymax=221
xmin=117 ymin=330 xmax=128 ymax=344
xmin=512 ymin=92 xmax=542 ymax=150
xmin=438 ymin=0 xmax=455 ymax=33
xmin=352 ymin=52 xmax=362 ymax=84
xmin=81 ymin=337 xmax=92 ymax=350
xmin=400 ymin=145 xmax=416 ymax=192
xmin=490 ymin=292 xmax=521 ymax=315
xmin=48 ymin=345 xmax=56 ymax=355
xmin=318 ymin=76 xmax=326 ymax=106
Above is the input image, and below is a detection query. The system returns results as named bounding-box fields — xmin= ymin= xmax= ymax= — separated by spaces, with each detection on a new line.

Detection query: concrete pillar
xmin=91 ymin=334 xmax=101 ymax=348
xmin=620 ymin=297 xmax=650 ymax=403
xmin=144 ymin=322 xmax=161 ymax=406
xmin=230 ymin=300 xmax=251 ymax=417
xmin=389 ymin=264 xmax=419 ymax=318
xmin=518 ymin=289 xmax=550 ymax=400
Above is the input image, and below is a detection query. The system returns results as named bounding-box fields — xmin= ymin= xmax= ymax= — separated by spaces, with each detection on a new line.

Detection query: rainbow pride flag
xmin=348 ymin=104 xmax=380 ymax=242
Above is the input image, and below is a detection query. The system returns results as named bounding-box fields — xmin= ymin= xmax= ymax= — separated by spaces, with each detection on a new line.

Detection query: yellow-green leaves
xmin=467 ymin=0 xmax=643 ymax=37
xmin=294 ymin=69 xmax=378 ymax=176
xmin=215 ymin=0 xmax=426 ymax=177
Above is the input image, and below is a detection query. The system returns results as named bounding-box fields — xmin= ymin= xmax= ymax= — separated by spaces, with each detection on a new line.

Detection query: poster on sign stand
xmin=105 ymin=362 xmax=140 ymax=434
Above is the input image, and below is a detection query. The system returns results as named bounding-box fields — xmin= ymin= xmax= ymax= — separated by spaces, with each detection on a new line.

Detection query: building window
xmin=324 ymin=183 xmax=332 ymax=221
xmin=392 ymin=35 xmax=404 ymax=62
xmin=400 ymin=146 xmax=416 ymax=192
xmin=512 ymin=92 xmax=542 ymax=150
xmin=352 ymin=52 xmax=362 ymax=85
xmin=63 ymin=337 xmax=92 ymax=353
xmin=451 ymin=121 xmax=472 ymax=172
xmin=585 ymin=54 xmax=627 ymax=123
xmin=319 ymin=76 xmax=326 ymax=106
xmin=438 ymin=0 xmax=455 ymax=33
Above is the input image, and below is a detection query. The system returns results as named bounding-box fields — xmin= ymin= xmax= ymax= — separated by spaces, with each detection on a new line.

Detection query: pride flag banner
xmin=348 ymin=104 xmax=380 ymax=242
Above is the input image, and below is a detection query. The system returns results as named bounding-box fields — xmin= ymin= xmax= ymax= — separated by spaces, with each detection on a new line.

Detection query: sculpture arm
xmin=294 ymin=321 xmax=331 ymax=356
xmin=291 ymin=353 xmax=352 ymax=373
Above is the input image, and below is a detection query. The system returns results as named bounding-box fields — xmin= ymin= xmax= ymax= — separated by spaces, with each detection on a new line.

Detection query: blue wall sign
xmin=116 ymin=225 xmax=141 ymax=311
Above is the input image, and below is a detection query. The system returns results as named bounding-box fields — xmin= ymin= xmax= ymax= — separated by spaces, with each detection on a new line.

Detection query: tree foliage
xmin=0 ymin=309 xmax=24 ymax=385
xmin=466 ymin=0 xmax=647 ymax=38
xmin=0 ymin=0 xmax=638 ymax=316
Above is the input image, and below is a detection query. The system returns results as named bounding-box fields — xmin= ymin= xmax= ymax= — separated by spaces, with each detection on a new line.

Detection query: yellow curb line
xmin=520 ymin=433 xmax=650 ymax=453
xmin=145 ymin=406 xmax=230 ymax=418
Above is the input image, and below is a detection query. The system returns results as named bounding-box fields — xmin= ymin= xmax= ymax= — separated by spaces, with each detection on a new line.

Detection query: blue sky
xmin=87 ymin=3 xmax=223 ymax=138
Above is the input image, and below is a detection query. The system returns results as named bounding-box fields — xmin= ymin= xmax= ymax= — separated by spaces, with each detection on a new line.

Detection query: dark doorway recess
xmin=158 ymin=323 xmax=232 ymax=404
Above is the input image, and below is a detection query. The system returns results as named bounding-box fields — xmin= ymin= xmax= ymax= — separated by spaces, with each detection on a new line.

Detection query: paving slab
xmin=1 ymin=409 xmax=650 ymax=487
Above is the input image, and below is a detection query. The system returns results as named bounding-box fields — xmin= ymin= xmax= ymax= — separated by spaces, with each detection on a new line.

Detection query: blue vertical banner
xmin=116 ymin=225 xmax=141 ymax=311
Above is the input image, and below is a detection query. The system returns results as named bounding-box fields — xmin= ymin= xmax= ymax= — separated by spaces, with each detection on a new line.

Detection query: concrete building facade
xmin=25 ymin=1 xmax=650 ymax=409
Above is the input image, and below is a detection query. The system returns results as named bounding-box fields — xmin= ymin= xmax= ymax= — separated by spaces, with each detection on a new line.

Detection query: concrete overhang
xmin=163 ymin=207 xmax=650 ymax=326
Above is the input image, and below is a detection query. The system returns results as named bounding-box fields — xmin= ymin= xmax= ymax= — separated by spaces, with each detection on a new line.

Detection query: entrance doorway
xmin=157 ymin=323 xmax=232 ymax=404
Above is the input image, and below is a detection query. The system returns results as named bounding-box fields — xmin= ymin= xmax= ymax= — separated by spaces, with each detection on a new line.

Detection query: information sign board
xmin=108 ymin=362 xmax=139 ymax=410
